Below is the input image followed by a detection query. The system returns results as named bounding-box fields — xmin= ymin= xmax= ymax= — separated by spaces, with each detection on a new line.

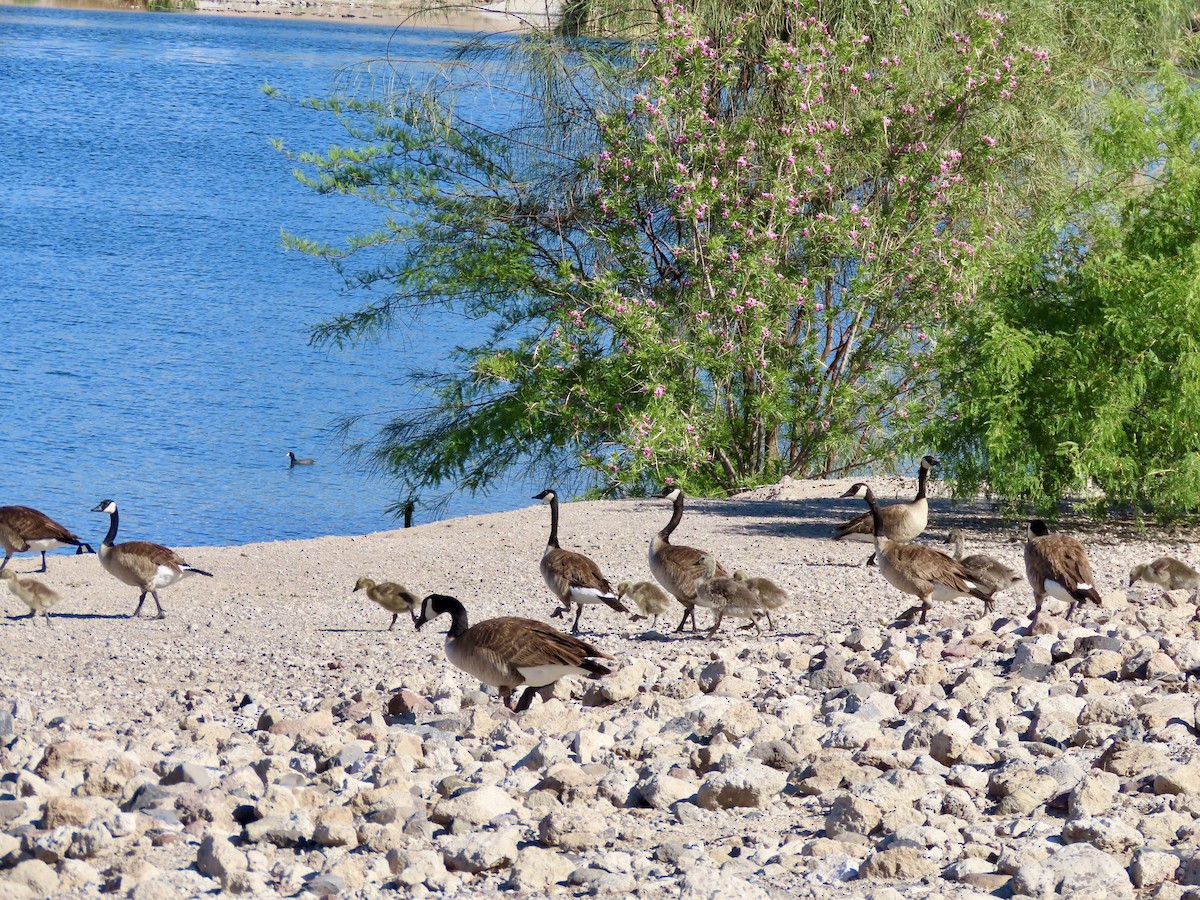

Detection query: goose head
xmin=415 ymin=593 xmax=456 ymax=630
xmin=91 ymin=499 xmax=117 ymax=515
xmin=532 ymin=489 xmax=557 ymax=504
xmin=920 ymin=455 xmax=940 ymax=470
xmin=659 ymin=486 xmax=683 ymax=501
xmin=353 ymin=577 xmax=376 ymax=593
xmin=1027 ymin=519 xmax=1051 ymax=539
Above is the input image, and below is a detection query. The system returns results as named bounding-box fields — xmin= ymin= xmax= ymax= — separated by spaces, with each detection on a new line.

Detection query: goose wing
xmin=0 ymin=506 xmax=81 ymax=545
xmin=1029 ymin=535 xmax=1100 ymax=600
xmin=888 ymin=544 xmax=992 ymax=600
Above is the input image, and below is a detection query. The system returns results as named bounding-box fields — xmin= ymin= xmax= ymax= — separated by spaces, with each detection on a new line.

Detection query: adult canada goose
xmin=852 ymin=483 xmax=995 ymax=623
xmin=532 ymin=489 xmax=628 ymax=633
xmin=1128 ymin=557 xmax=1200 ymax=592
xmin=1 ymin=569 xmax=62 ymax=622
xmin=288 ymin=452 xmax=315 ymax=466
xmin=91 ymin=500 xmax=213 ymax=619
xmin=353 ymin=577 xmax=419 ymax=630
xmin=733 ymin=571 xmax=789 ymax=629
xmin=617 ymin=579 xmax=673 ymax=629
xmin=0 ymin=505 xmax=94 ymax=573
xmin=1024 ymin=520 xmax=1102 ymax=620
xmin=694 ymin=553 xmax=766 ymax=637
xmin=650 ymin=486 xmax=729 ymax=632
xmin=414 ymin=593 xmax=612 ymax=712
xmin=947 ymin=528 xmax=1023 ymax=603
xmin=834 ymin=455 xmax=939 ymax=565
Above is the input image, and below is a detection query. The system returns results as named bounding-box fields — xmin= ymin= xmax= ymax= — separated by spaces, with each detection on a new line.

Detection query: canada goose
xmin=617 ymin=579 xmax=673 ymax=629
xmin=1128 ymin=557 xmax=1200 ymax=592
xmin=733 ymin=570 xmax=788 ymax=629
xmin=649 ymin=486 xmax=729 ymax=632
xmin=1 ymin=569 xmax=62 ymax=622
xmin=852 ymin=483 xmax=995 ymax=623
xmin=353 ymin=577 xmax=419 ymax=630
xmin=947 ymin=528 xmax=1023 ymax=603
xmin=532 ymin=489 xmax=628 ymax=633
xmin=0 ymin=505 xmax=94 ymax=573
xmin=287 ymin=452 xmax=315 ymax=466
xmin=91 ymin=500 xmax=213 ymax=619
xmin=834 ymin=455 xmax=939 ymax=564
xmin=1024 ymin=519 xmax=1102 ymax=620
xmin=694 ymin=553 xmax=766 ymax=637
xmin=414 ymin=593 xmax=612 ymax=712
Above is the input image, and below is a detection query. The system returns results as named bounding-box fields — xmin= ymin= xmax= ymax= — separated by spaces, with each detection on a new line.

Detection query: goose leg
xmin=919 ymin=601 xmax=930 ymax=625
xmin=897 ymin=603 xmax=923 ymax=624
xmin=571 ymin=603 xmax=584 ymax=634
xmin=514 ymin=686 xmax=539 ymax=713
xmin=706 ymin=609 xmax=725 ymax=638
xmin=39 ymin=551 xmax=48 ymax=573
xmin=499 ymin=687 xmax=514 ymax=710
xmin=765 ymin=610 xmax=775 ymax=630
xmin=132 ymin=592 xmax=148 ymax=617
xmin=674 ymin=606 xmax=691 ymax=633
xmin=152 ymin=591 xmax=166 ymax=620
xmin=0 ymin=553 xmax=9 ymax=572
xmin=388 ymin=612 xmax=398 ymax=631
xmin=865 ymin=552 xmax=878 ymax=567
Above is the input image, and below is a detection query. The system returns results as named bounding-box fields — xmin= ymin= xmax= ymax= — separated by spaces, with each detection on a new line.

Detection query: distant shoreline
xmin=0 ymin=0 xmax=559 ymax=30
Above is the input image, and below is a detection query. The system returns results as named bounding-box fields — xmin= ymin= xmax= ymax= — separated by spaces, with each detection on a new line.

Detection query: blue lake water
xmin=0 ymin=5 xmax=538 ymax=547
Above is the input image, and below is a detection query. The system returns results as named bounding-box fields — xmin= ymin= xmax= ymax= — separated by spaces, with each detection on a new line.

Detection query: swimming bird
xmin=1 ymin=569 xmax=62 ymax=622
xmin=1128 ymin=557 xmax=1200 ymax=592
xmin=533 ymin=489 xmax=628 ymax=633
xmin=1024 ymin=519 xmax=1102 ymax=620
xmin=834 ymin=455 xmax=939 ymax=565
xmin=852 ymin=483 xmax=995 ymax=624
xmin=288 ymin=452 xmax=315 ymax=466
xmin=353 ymin=577 xmax=419 ymax=630
xmin=617 ymin=579 xmax=673 ymax=629
xmin=91 ymin=499 xmax=213 ymax=619
xmin=649 ymin=486 xmax=728 ymax=632
xmin=414 ymin=593 xmax=612 ymax=712
xmin=733 ymin=570 xmax=789 ymax=629
xmin=694 ymin=553 xmax=766 ymax=637
xmin=946 ymin=528 xmax=1023 ymax=611
xmin=0 ymin=505 xmax=94 ymax=573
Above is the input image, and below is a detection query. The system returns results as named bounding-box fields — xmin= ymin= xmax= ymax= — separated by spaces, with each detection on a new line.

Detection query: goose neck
xmin=546 ymin=495 xmax=560 ymax=549
xmin=916 ymin=463 xmax=929 ymax=500
xmin=440 ymin=597 xmax=471 ymax=638
xmin=659 ymin=493 xmax=684 ymax=540
xmin=102 ymin=508 xmax=119 ymax=547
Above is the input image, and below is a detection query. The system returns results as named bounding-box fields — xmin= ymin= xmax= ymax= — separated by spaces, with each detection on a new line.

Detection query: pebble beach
xmin=2 ymin=478 xmax=1199 ymax=898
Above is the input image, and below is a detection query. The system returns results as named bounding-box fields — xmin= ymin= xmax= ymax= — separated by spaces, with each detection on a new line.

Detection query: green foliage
xmin=932 ymin=65 xmax=1200 ymax=519
xmin=279 ymin=0 xmax=1195 ymax=510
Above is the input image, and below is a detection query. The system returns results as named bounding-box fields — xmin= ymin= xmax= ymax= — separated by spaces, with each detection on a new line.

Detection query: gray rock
xmin=507 ymin=846 xmax=575 ymax=891
xmin=825 ymin=795 xmax=881 ymax=839
xmin=1061 ymin=817 xmax=1144 ymax=857
xmin=538 ymin=807 xmax=607 ymax=851
xmin=305 ymin=873 xmax=345 ymax=895
xmin=1068 ymin=770 xmax=1119 ymax=819
xmin=1131 ymin=849 xmax=1182 ymax=888
xmin=639 ymin=772 xmax=696 ymax=809
xmin=696 ymin=763 xmax=786 ymax=809
xmin=197 ymin=834 xmax=249 ymax=886
xmin=1012 ymin=842 xmax=1133 ymax=898
xmin=568 ymin=867 xmax=637 ymax=894
xmin=857 ymin=847 xmax=939 ymax=881
xmin=433 ymin=785 xmax=518 ymax=827
xmin=161 ymin=762 xmax=213 ymax=789
xmin=440 ymin=827 xmax=519 ymax=873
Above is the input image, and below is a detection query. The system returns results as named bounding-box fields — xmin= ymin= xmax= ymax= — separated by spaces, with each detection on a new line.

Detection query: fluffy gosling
xmin=617 ymin=579 xmax=673 ymax=629
xmin=1 ymin=569 xmax=62 ymax=623
xmin=1128 ymin=557 xmax=1200 ymax=593
xmin=353 ymin=577 xmax=419 ymax=630
xmin=732 ymin=571 xmax=788 ymax=629
xmin=694 ymin=553 xmax=766 ymax=637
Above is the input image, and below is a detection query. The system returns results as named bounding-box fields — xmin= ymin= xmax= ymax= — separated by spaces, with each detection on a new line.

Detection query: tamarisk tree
xmin=280 ymin=0 xmax=1187 ymax=505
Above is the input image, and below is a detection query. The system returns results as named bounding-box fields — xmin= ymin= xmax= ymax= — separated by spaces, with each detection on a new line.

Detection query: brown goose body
xmin=617 ymin=579 xmax=673 ymax=628
xmin=92 ymin=500 xmax=212 ymax=619
xmin=1025 ymin=520 xmax=1101 ymax=619
xmin=833 ymin=456 xmax=939 ymax=551
xmin=733 ymin=571 xmax=788 ymax=629
xmin=415 ymin=594 xmax=612 ymax=711
xmin=948 ymin=529 xmax=1023 ymax=598
xmin=353 ymin=577 xmax=419 ymax=630
xmin=1 ymin=569 xmax=62 ymax=621
xmin=0 ymin=505 xmax=94 ymax=573
xmin=694 ymin=554 xmax=764 ymax=637
xmin=850 ymin=483 xmax=994 ymax=623
xmin=533 ymin=490 xmax=627 ymax=633
xmin=649 ymin=487 xmax=728 ymax=632
xmin=1129 ymin=557 xmax=1200 ymax=592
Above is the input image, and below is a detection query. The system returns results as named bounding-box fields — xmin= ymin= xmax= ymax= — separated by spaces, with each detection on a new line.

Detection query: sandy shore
xmin=1 ymin=480 xmax=1198 ymax=898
